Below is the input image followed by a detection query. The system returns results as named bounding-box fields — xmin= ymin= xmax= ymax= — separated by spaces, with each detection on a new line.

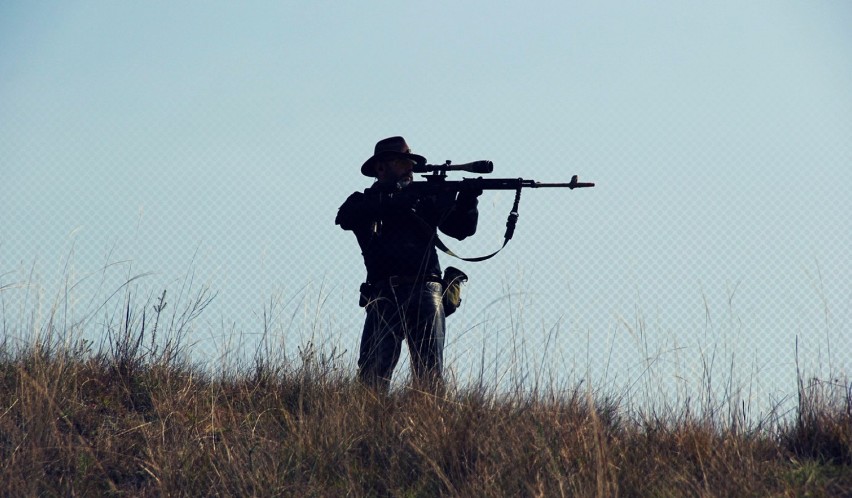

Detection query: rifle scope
xmin=413 ymin=160 xmax=494 ymax=175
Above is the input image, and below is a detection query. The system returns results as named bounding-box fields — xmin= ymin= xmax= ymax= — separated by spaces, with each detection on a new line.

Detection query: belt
xmin=372 ymin=274 xmax=443 ymax=288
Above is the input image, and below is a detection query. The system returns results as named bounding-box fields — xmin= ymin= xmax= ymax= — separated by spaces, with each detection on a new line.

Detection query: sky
xmin=2 ymin=1 xmax=851 ymax=415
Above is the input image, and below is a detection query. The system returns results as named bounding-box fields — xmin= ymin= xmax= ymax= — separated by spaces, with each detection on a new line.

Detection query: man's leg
xmin=357 ymin=293 xmax=404 ymax=392
xmin=406 ymin=282 xmax=446 ymax=390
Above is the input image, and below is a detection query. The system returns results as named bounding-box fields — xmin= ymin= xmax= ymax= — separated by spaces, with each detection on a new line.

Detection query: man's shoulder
xmin=341 ymin=190 xmax=367 ymax=203
xmin=337 ymin=189 xmax=373 ymax=213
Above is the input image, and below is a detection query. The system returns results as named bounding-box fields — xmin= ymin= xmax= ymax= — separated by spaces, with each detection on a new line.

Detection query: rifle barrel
xmin=413 ymin=176 xmax=595 ymax=191
xmin=532 ymin=181 xmax=596 ymax=189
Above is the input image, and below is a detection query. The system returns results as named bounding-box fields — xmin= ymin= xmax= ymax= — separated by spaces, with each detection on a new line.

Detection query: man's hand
xmin=456 ymin=185 xmax=483 ymax=208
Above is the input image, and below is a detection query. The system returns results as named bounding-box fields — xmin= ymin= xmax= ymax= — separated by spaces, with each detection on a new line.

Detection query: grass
xmin=1 ymin=281 xmax=851 ymax=496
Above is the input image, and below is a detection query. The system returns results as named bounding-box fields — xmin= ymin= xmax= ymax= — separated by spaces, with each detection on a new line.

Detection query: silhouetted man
xmin=335 ymin=136 xmax=480 ymax=392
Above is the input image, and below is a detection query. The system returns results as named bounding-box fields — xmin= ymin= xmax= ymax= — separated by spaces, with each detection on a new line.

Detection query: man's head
xmin=361 ymin=136 xmax=426 ymax=181
xmin=374 ymin=157 xmax=417 ymax=185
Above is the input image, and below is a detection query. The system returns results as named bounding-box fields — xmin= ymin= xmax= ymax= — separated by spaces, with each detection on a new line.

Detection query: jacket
xmin=335 ymin=182 xmax=478 ymax=283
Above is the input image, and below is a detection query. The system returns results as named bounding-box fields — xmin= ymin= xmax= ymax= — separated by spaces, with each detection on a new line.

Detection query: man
xmin=335 ymin=136 xmax=481 ymax=392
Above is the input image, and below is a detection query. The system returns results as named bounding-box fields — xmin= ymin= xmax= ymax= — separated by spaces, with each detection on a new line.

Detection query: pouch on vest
xmin=359 ymin=282 xmax=374 ymax=308
xmin=441 ymin=266 xmax=468 ymax=316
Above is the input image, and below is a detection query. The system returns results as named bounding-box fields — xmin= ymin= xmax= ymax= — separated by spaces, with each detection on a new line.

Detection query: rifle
xmin=413 ymin=160 xmax=595 ymax=191
xmin=407 ymin=160 xmax=595 ymax=261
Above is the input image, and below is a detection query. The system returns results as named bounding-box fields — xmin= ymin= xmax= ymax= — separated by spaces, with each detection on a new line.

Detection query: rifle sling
xmin=435 ymin=186 xmax=522 ymax=263
xmin=435 ymin=234 xmax=507 ymax=262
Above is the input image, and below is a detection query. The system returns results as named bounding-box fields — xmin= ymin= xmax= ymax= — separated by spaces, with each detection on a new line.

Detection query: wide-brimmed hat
xmin=360 ymin=136 xmax=426 ymax=177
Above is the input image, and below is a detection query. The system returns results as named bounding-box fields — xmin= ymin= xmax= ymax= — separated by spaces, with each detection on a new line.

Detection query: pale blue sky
xmin=2 ymin=1 xmax=851 ymax=410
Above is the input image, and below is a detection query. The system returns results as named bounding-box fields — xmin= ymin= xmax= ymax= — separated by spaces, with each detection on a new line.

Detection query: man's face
xmin=376 ymin=157 xmax=415 ymax=185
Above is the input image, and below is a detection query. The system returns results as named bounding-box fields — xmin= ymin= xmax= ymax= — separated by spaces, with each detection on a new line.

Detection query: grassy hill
xmin=2 ymin=309 xmax=850 ymax=497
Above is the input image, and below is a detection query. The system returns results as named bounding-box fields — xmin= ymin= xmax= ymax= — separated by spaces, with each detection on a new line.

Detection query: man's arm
xmin=437 ymin=189 xmax=480 ymax=240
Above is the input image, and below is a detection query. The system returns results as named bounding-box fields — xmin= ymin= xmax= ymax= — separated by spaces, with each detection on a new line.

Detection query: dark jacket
xmin=336 ymin=182 xmax=478 ymax=283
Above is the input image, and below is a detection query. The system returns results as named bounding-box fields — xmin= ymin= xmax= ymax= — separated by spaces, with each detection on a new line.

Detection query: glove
xmin=456 ymin=185 xmax=483 ymax=208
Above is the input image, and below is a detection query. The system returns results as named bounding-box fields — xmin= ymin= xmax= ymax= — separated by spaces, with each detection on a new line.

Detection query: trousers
xmin=357 ymin=281 xmax=445 ymax=392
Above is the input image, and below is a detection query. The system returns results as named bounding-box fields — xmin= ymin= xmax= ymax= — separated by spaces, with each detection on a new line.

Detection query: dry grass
xmin=1 ymin=291 xmax=850 ymax=496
